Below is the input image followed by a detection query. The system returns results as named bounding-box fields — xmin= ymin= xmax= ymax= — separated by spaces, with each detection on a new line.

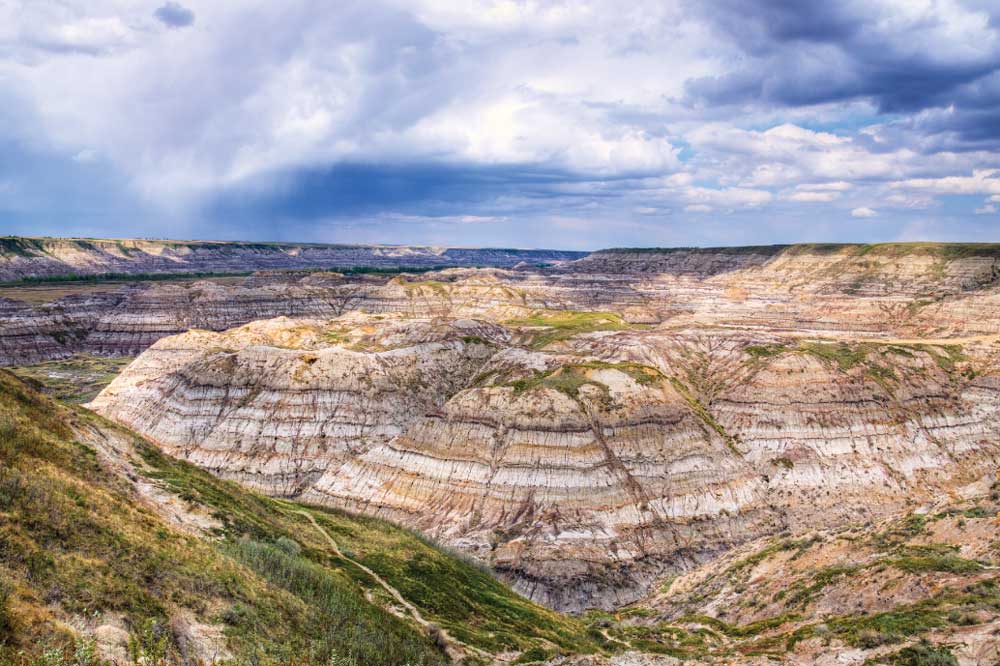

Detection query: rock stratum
xmin=6 ymin=239 xmax=1000 ymax=663
xmin=89 ymin=242 xmax=1000 ymax=613
xmin=5 ymin=241 xmax=1000 ymax=366
xmin=0 ymin=236 xmax=584 ymax=282
xmin=8 ymin=352 xmax=1000 ymax=664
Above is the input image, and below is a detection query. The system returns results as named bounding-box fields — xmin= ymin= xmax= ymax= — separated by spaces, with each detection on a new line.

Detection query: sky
xmin=1 ymin=1 xmax=1000 ymax=249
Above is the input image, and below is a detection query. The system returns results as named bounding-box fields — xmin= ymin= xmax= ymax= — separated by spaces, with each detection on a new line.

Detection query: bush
xmin=127 ymin=619 xmax=170 ymax=666
xmin=866 ymin=639 xmax=958 ymax=666
xmin=0 ymin=584 xmax=10 ymax=639
xmin=274 ymin=536 xmax=302 ymax=556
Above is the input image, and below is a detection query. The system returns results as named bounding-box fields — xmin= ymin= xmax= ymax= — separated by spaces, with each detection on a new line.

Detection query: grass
xmin=784 ymin=565 xmax=861 ymax=606
xmin=864 ymin=639 xmax=957 ymax=666
xmin=503 ymin=311 xmax=629 ymax=349
xmin=825 ymin=602 xmax=951 ymax=648
xmin=678 ymin=613 xmax=801 ymax=640
xmin=499 ymin=361 xmax=663 ymax=402
xmin=742 ymin=339 xmax=969 ymax=392
xmin=0 ymin=369 xmax=598 ymax=664
xmin=889 ymin=551 xmax=983 ymax=575
xmin=744 ymin=344 xmax=789 ymax=359
xmin=7 ymin=354 xmax=134 ymax=403
xmin=778 ymin=575 xmax=1000 ymax=651
xmin=724 ymin=538 xmax=818 ymax=579
xmin=138 ymin=410 xmax=600 ymax=657
xmin=668 ymin=377 xmax=742 ymax=456
xmin=314 ymin=509 xmax=595 ymax=653
xmin=798 ymin=342 xmax=872 ymax=371
xmin=395 ymin=278 xmax=452 ymax=298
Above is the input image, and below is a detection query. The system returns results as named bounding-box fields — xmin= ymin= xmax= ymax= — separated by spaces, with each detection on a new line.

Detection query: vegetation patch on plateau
xmin=742 ymin=339 xmax=971 ymax=392
xmin=7 ymin=354 xmax=134 ymax=403
xmin=500 ymin=361 xmax=663 ymax=400
xmin=503 ymin=310 xmax=630 ymax=349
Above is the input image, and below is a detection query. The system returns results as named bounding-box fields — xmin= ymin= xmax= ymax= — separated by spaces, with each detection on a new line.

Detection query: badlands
xmin=4 ymin=240 xmax=1000 ymax=663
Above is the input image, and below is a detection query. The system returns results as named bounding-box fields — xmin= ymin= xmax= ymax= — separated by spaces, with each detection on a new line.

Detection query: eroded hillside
xmin=5 ymin=242 xmax=1000 ymax=366
xmin=90 ymin=308 xmax=1000 ymax=612
xmin=0 ymin=370 xmax=598 ymax=665
xmin=0 ymin=237 xmax=583 ymax=282
xmin=6 ymin=241 xmax=1000 ymax=664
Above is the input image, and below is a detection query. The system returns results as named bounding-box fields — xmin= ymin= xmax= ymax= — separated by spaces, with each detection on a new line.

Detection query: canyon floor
xmin=3 ymin=241 xmax=1000 ymax=664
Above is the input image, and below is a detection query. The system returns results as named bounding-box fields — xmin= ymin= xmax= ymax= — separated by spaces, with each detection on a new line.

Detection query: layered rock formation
xmin=0 ymin=236 xmax=584 ymax=281
xmin=545 ymin=491 xmax=1000 ymax=664
xmin=91 ymin=306 xmax=1000 ymax=611
xmin=8 ymin=242 xmax=1000 ymax=366
xmin=91 ymin=315 xmax=505 ymax=495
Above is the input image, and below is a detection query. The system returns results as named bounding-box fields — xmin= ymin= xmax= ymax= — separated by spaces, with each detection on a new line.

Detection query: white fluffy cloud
xmin=851 ymin=207 xmax=878 ymax=218
xmin=891 ymin=169 xmax=1000 ymax=195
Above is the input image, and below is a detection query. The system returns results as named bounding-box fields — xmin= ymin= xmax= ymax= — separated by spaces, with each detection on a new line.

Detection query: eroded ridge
xmin=90 ymin=304 xmax=1000 ymax=612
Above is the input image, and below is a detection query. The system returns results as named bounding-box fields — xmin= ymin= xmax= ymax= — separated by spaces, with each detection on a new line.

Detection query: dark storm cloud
xmin=687 ymin=0 xmax=1000 ymax=144
xmin=154 ymin=2 xmax=195 ymax=29
xmin=6 ymin=0 xmax=1000 ymax=247
xmin=203 ymin=163 xmax=621 ymax=223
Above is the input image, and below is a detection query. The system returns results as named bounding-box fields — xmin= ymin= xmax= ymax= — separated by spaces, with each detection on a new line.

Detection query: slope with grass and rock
xmin=0 ymin=369 xmax=599 ymax=665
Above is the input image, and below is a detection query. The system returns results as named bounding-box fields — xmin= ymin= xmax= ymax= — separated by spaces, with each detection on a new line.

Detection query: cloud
xmin=975 ymin=203 xmax=997 ymax=214
xmin=786 ymin=191 xmax=840 ymax=202
xmin=797 ymin=181 xmax=852 ymax=191
xmin=688 ymin=1 xmax=1000 ymax=112
xmin=0 ymin=0 xmax=999 ymax=247
xmin=851 ymin=207 xmax=877 ymax=218
xmin=891 ymin=169 xmax=1000 ymax=195
xmin=20 ymin=16 xmax=136 ymax=56
xmin=154 ymin=3 xmax=195 ymax=29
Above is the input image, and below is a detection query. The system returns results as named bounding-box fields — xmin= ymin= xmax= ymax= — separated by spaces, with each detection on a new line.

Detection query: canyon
xmin=0 ymin=237 xmax=583 ymax=282
xmin=4 ymin=239 xmax=1000 ymax=663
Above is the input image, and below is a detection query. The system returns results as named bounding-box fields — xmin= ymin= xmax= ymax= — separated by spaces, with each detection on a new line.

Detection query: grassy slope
xmin=595 ymin=504 xmax=1000 ymax=660
xmin=503 ymin=311 xmax=632 ymax=349
xmin=0 ymin=370 xmax=597 ymax=665
xmin=8 ymin=355 xmax=135 ymax=403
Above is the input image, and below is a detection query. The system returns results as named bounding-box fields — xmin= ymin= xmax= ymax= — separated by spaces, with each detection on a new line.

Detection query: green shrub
xmin=890 ymin=554 xmax=982 ymax=575
xmin=0 ymin=584 xmax=10 ymax=638
xmin=127 ymin=619 xmax=170 ymax=666
xmin=865 ymin=639 xmax=957 ymax=666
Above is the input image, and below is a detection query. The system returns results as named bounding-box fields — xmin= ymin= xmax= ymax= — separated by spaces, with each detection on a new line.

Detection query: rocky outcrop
xmin=90 ymin=309 xmax=1000 ymax=612
xmin=306 ymin=347 xmax=776 ymax=610
xmin=0 ymin=236 xmax=584 ymax=281
xmin=606 ymin=489 xmax=1000 ymax=665
xmin=90 ymin=315 xmax=505 ymax=495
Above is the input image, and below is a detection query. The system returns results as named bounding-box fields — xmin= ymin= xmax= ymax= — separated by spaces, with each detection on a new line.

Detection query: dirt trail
xmin=285 ymin=506 xmax=483 ymax=663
